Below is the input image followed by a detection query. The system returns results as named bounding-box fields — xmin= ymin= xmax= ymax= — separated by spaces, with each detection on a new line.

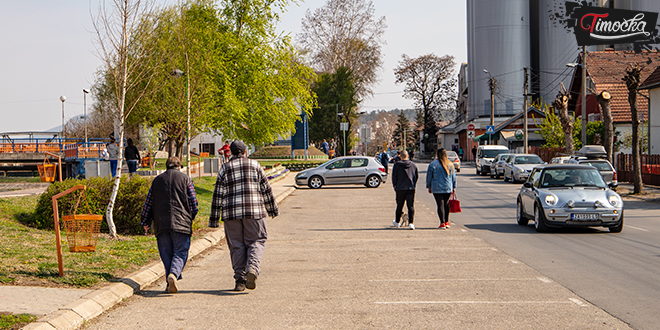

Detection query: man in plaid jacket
xmin=209 ymin=141 xmax=279 ymax=291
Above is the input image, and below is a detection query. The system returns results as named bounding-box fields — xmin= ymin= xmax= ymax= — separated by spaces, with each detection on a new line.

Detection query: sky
xmin=0 ymin=0 xmax=467 ymax=134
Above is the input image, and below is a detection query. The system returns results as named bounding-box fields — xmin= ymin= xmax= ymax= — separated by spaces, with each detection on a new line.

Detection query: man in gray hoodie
xmin=391 ymin=150 xmax=418 ymax=230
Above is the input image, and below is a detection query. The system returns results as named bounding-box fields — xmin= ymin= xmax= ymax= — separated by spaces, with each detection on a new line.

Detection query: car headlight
xmin=608 ymin=195 xmax=620 ymax=207
xmin=517 ymin=167 xmax=525 ymax=173
xmin=545 ymin=195 xmax=557 ymax=206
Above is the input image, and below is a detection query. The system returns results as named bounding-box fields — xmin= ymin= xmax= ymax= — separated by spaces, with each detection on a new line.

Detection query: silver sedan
xmin=517 ymin=164 xmax=623 ymax=232
xmin=295 ymin=156 xmax=388 ymax=189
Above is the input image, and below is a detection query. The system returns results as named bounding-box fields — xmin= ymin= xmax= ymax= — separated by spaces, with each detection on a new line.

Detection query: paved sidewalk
xmin=0 ymin=172 xmax=296 ymax=330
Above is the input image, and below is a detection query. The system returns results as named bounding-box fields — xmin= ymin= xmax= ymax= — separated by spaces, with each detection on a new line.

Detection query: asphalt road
xmin=413 ymin=163 xmax=660 ymax=330
xmin=81 ymin=166 xmax=631 ymax=330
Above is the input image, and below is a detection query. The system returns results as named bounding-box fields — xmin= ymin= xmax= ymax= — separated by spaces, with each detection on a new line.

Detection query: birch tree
xmin=91 ymin=0 xmax=158 ymax=237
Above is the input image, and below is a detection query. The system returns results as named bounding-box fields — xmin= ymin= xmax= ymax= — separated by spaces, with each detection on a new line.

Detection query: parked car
xmin=295 ymin=156 xmax=387 ymax=189
xmin=446 ymin=150 xmax=461 ymax=172
xmin=490 ymin=153 xmax=514 ymax=179
xmin=550 ymin=156 xmax=571 ymax=164
xmin=516 ymin=164 xmax=623 ymax=232
xmin=475 ymin=145 xmax=509 ymax=176
xmin=565 ymin=146 xmax=617 ymax=186
xmin=503 ymin=154 xmax=545 ymax=183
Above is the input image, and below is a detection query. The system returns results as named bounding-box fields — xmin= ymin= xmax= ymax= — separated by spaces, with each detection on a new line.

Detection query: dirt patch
xmin=617 ymin=186 xmax=660 ymax=204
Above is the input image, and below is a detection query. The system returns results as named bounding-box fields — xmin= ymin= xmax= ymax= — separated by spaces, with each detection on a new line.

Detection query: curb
xmin=22 ymin=183 xmax=296 ymax=330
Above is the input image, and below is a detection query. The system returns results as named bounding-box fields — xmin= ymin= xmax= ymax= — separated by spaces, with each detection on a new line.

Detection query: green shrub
xmin=30 ymin=176 xmax=152 ymax=235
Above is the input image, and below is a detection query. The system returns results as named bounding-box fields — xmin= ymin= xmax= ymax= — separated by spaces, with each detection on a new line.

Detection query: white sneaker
xmin=409 ymin=223 xmax=415 ymax=230
xmin=393 ymin=220 xmax=400 ymax=228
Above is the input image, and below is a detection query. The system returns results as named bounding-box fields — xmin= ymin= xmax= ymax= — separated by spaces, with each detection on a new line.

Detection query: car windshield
xmin=484 ymin=149 xmax=508 ymax=158
xmin=514 ymin=155 xmax=543 ymax=164
xmin=540 ymin=168 xmax=607 ymax=188
xmin=580 ymin=161 xmax=614 ymax=171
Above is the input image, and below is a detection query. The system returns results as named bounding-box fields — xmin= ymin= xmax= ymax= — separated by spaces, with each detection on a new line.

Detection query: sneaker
xmin=409 ymin=223 xmax=415 ymax=230
xmin=246 ymin=270 xmax=257 ymax=290
xmin=234 ymin=280 xmax=246 ymax=292
xmin=445 ymin=222 xmax=451 ymax=229
xmin=392 ymin=220 xmax=400 ymax=228
xmin=167 ymin=274 xmax=178 ymax=293
xmin=439 ymin=223 xmax=446 ymax=229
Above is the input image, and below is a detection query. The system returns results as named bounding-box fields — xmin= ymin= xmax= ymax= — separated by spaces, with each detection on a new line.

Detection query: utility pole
xmin=523 ymin=67 xmax=529 ymax=153
xmin=581 ymin=45 xmax=587 ymax=148
xmin=484 ymin=69 xmax=495 ymax=145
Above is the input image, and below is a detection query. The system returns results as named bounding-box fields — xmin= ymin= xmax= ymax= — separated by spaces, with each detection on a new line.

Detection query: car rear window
xmin=580 ymin=161 xmax=614 ymax=171
xmin=483 ymin=149 xmax=508 ymax=158
xmin=514 ymin=156 xmax=543 ymax=164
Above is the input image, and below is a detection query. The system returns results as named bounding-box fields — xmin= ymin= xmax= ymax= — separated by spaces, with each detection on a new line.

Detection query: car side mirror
xmin=608 ymin=182 xmax=618 ymax=189
xmin=523 ymin=182 xmax=533 ymax=188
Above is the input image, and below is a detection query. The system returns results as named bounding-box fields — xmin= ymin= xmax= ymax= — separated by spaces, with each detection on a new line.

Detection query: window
xmin=327 ymin=159 xmax=349 ymax=169
xmin=350 ymin=158 xmax=368 ymax=167
xmin=531 ymin=169 xmax=542 ymax=187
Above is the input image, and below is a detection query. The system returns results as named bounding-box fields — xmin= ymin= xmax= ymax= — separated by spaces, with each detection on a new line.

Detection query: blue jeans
xmin=109 ymin=160 xmax=118 ymax=177
xmin=127 ymin=160 xmax=138 ymax=175
xmin=156 ymin=230 xmax=191 ymax=280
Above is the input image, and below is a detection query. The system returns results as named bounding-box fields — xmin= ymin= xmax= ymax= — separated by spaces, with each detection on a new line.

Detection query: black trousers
xmin=433 ymin=193 xmax=451 ymax=224
xmin=395 ymin=190 xmax=415 ymax=224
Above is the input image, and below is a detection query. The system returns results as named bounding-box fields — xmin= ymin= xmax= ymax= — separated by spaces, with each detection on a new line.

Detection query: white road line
xmin=569 ymin=298 xmax=588 ymax=307
xmin=508 ymin=259 xmax=520 ymax=264
xmin=625 ymin=225 xmax=649 ymax=232
xmin=370 ymin=278 xmax=540 ymax=282
xmin=375 ymin=300 xmax=574 ymax=305
xmin=507 ymin=194 xmax=518 ymax=198
xmin=537 ymin=277 xmax=553 ymax=283
xmin=488 ymin=188 xmax=499 ymax=192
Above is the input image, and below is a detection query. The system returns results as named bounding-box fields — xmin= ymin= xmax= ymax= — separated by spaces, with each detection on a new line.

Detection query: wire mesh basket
xmin=37 ymin=159 xmax=57 ymax=182
xmin=62 ymin=214 xmax=103 ymax=252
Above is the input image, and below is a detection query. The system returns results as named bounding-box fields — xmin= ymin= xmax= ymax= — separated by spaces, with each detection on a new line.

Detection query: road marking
xmin=402 ymin=261 xmax=503 ymax=264
xmin=460 ymin=229 xmax=467 ymax=232
xmin=488 ymin=188 xmax=499 ymax=192
xmin=508 ymin=259 xmax=520 ymax=264
xmin=569 ymin=298 xmax=588 ymax=307
xmin=626 ymin=225 xmax=649 ymax=232
xmin=375 ymin=300 xmax=574 ymax=305
xmin=508 ymin=194 xmax=518 ymax=198
xmin=370 ymin=278 xmax=542 ymax=282
xmin=537 ymin=277 xmax=553 ymax=283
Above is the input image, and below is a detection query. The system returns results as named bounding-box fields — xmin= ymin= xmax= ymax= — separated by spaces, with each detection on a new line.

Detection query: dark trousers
xmin=156 ymin=230 xmax=191 ymax=280
xmin=224 ymin=218 xmax=268 ymax=281
xmin=127 ymin=160 xmax=138 ymax=174
xmin=433 ymin=193 xmax=451 ymax=224
xmin=395 ymin=190 xmax=415 ymax=224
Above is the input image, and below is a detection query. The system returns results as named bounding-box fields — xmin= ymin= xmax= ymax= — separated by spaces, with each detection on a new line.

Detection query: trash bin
xmin=37 ymin=159 xmax=57 ymax=182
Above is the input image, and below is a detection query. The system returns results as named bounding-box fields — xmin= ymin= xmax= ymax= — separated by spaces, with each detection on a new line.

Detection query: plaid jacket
xmin=209 ymin=155 xmax=278 ymax=227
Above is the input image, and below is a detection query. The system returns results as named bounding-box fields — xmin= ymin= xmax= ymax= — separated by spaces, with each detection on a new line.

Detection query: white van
xmin=475 ymin=145 xmax=510 ymax=176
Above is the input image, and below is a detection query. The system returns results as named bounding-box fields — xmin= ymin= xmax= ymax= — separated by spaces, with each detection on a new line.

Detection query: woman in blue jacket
xmin=426 ymin=148 xmax=457 ymax=229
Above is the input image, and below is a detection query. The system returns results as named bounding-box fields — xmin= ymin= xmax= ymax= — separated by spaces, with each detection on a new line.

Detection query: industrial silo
xmin=467 ymin=0 xmax=530 ymax=122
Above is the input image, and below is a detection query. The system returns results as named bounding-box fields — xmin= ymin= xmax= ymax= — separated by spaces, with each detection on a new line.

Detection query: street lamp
xmin=483 ymin=69 xmax=495 ymax=145
xmin=59 ymin=95 xmax=66 ymax=139
xmin=567 ymin=45 xmax=588 ymax=147
xmin=83 ymin=89 xmax=90 ymax=144
xmin=171 ymin=68 xmax=191 ymax=176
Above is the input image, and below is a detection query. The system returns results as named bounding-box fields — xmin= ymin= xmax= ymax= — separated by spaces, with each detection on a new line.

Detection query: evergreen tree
xmin=392 ymin=112 xmax=412 ymax=150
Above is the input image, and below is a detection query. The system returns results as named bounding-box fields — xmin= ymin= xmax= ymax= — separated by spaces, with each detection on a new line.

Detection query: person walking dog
xmin=140 ymin=157 xmax=198 ymax=293
xmin=392 ymin=150 xmax=418 ymax=230
xmin=209 ymin=141 xmax=279 ymax=291
xmin=426 ymin=148 xmax=457 ymax=229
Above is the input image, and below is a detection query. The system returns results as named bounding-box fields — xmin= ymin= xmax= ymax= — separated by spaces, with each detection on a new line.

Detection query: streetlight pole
xmin=171 ymin=67 xmax=191 ymax=177
xmin=581 ymin=45 xmax=587 ymax=147
xmin=523 ymin=67 xmax=529 ymax=153
xmin=59 ymin=96 xmax=66 ymax=139
xmin=83 ymin=89 xmax=90 ymax=145
xmin=483 ymin=69 xmax=495 ymax=145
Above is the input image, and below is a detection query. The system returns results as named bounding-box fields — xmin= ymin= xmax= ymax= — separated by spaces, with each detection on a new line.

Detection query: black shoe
xmin=234 ymin=280 xmax=246 ymax=291
xmin=246 ymin=271 xmax=257 ymax=290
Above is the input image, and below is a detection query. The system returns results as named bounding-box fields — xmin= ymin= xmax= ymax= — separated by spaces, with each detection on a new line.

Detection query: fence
xmin=529 ymin=146 xmax=567 ymax=163
xmin=0 ymin=138 xmax=107 ymax=159
xmin=616 ymin=153 xmax=660 ymax=186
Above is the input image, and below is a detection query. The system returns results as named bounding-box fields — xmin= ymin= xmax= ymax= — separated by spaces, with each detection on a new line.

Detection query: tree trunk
xmin=595 ymin=91 xmax=613 ymax=164
xmin=552 ymin=90 xmax=574 ymax=155
xmin=623 ymin=65 xmax=644 ymax=194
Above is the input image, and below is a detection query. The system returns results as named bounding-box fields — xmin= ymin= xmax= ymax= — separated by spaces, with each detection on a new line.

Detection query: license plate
xmin=571 ymin=213 xmax=599 ymax=221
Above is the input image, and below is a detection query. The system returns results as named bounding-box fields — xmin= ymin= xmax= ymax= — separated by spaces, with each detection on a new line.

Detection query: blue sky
xmin=0 ymin=0 xmax=467 ymax=133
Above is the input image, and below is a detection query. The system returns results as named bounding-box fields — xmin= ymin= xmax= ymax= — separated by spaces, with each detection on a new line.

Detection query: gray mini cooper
xmin=516 ymin=164 xmax=623 ymax=233
xmin=295 ymin=156 xmax=388 ymax=189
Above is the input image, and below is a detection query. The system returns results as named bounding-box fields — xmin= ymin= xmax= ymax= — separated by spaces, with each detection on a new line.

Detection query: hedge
xmin=30 ymin=176 xmax=152 ymax=235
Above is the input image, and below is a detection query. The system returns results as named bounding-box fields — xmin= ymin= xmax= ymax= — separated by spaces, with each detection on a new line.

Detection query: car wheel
xmin=366 ymin=174 xmax=381 ymax=188
xmin=476 ymin=168 xmax=481 ymax=175
xmin=534 ymin=204 xmax=549 ymax=232
xmin=510 ymin=175 xmax=517 ymax=184
xmin=456 ymin=168 xmax=460 ymax=173
xmin=517 ymin=199 xmax=529 ymax=226
xmin=308 ymin=176 xmax=323 ymax=189
xmin=503 ymin=172 xmax=508 ymax=182
xmin=609 ymin=212 xmax=624 ymax=233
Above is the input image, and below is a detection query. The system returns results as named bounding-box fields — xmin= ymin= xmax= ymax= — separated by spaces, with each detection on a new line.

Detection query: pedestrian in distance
xmin=209 ymin=141 xmax=279 ymax=292
xmin=409 ymin=149 xmax=415 ymax=160
xmin=106 ymin=138 xmax=120 ymax=177
xmin=393 ymin=150 xmax=401 ymax=163
xmin=471 ymin=145 xmax=477 ymax=162
xmin=140 ymin=157 xmax=199 ymax=293
xmin=219 ymin=140 xmax=231 ymax=163
xmin=459 ymin=147 xmax=464 ymax=161
xmin=320 ymin=139 xmax=329 ymax=155
xmin=426 ymin=148 xmax=457 ymax=229
xmin=379 ymin=151 xmax=389 ymax=174
xmin=392 ymin=150 xmax=418 ymax=230
xmin=330 ymin=138 xmax=337 ymax=151
xmin=124 ymin=138 xmax=141 ymax=176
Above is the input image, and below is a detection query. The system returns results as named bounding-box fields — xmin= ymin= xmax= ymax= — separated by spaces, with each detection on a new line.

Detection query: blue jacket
xmin=426 ymin=159 xmax=456 ymax=194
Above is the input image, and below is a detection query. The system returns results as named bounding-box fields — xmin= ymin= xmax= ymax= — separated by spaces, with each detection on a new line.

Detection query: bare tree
xmin=622 ymin=64 xmax=644 ymax=194
xmin=394 ymin=53 xmax=457 ymax=152
xmin=91 ymin=0 xmax=159 ymax=237
xmin=589 ymin=87 xmax=614 ymax=164
xmin=297 ymin=0 xmax=386 ymax=99
xmin=552 ymin=83 xmax=575 ymax=155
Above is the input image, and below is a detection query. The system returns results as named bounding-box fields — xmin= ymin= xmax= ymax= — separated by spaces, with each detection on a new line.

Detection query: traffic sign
xmin=340 ymin=122 xmax=349 ymax=131
xmin=486 ymin=125 xmax=495 ymax=135
xmin=515 ymin=129 xmax=524 ymax=140
xmin=467 ymin=124 xmax=475 ymax=131
xmin=467 ymin=131 xmax=475 ymax=139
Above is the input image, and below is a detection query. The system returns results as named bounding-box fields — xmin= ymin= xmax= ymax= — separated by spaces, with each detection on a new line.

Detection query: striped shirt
xmin=209 ymin=155 xmax=278 ymax=227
